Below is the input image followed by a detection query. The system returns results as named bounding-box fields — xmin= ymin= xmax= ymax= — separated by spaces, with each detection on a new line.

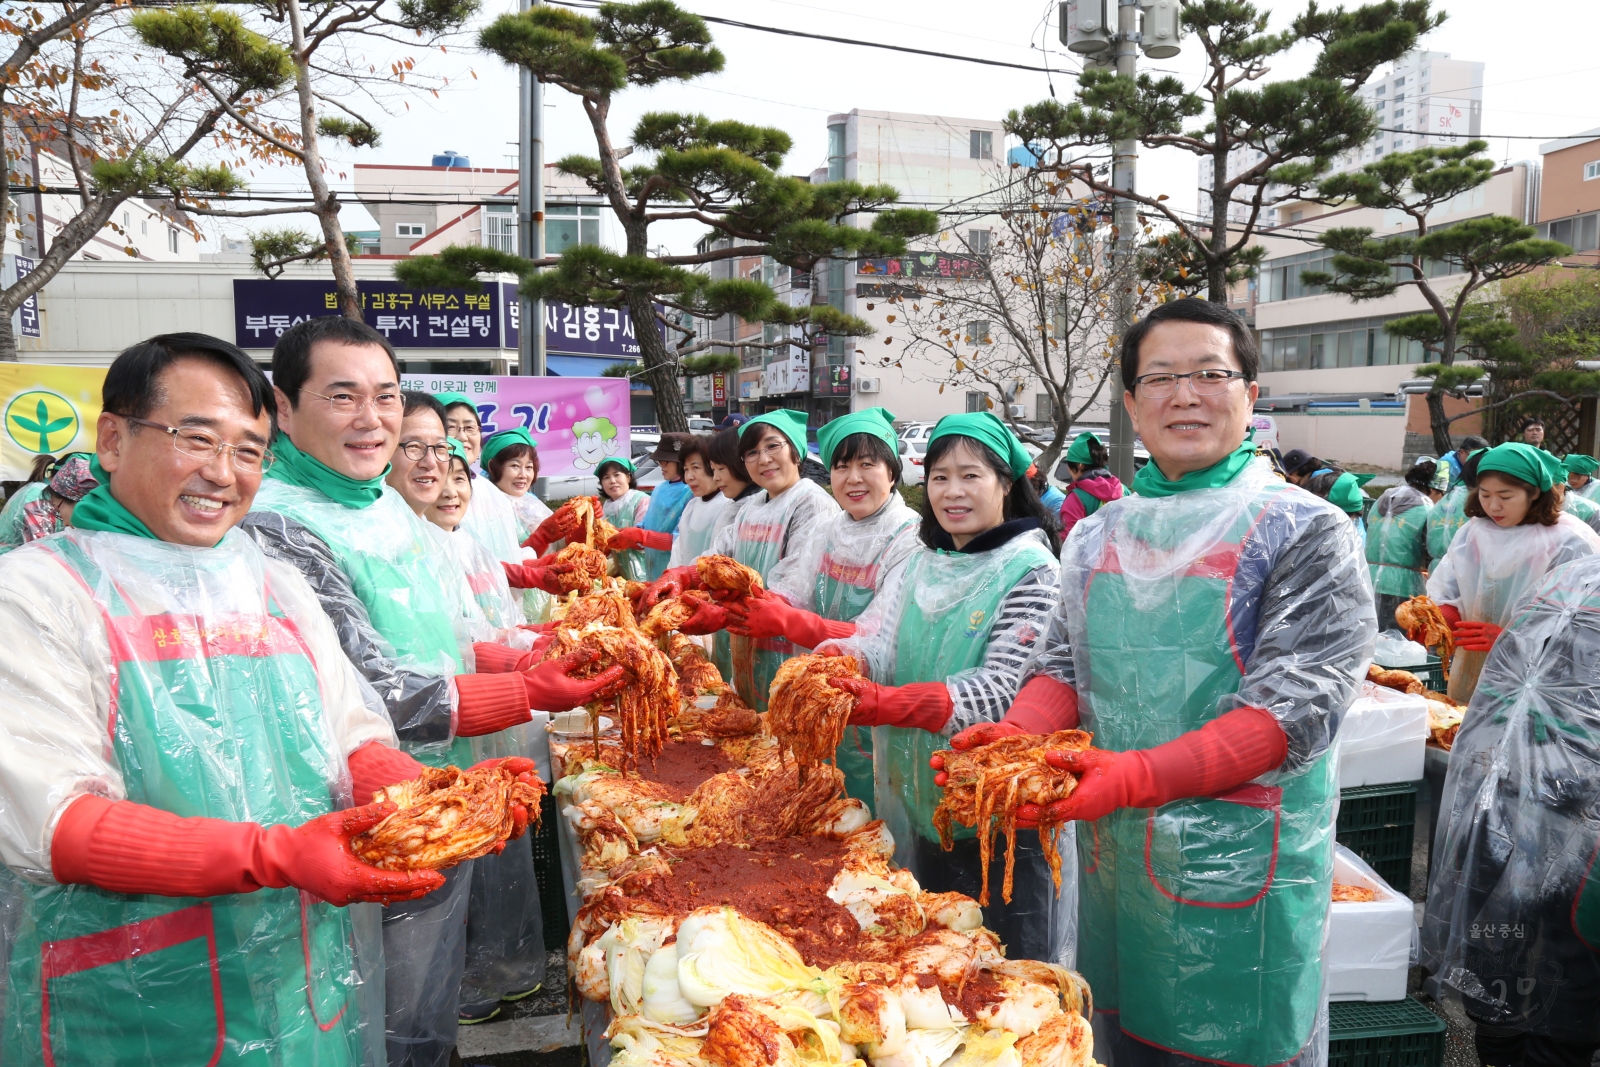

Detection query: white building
xmin=1198 ymin=51 xmax=1484 ymax=229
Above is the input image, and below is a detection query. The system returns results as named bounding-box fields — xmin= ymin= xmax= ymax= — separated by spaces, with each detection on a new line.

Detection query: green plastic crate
xmin=1328 ymin=997 xmax=1446 ymax=1067
xmin=530 ymin=793 xmax=570 ymax=951
xmin=1373 ymin=656 xmax=1445 ymax=693
xmin=1337 ymin=782 xmax=1417 ymax=893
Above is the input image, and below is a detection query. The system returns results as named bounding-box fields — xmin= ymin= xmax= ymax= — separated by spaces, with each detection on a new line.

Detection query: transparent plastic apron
xmin=253 ymin=481 xmax=470 ymax=767
xmin=1073 ymin=483 xmax=1333 ymax=1067
xmin=603 ymin=490 xmax=650 ymax=584
xmin=504 ymin=489 xmax=554 ymax=624
xmin=3 ymin=531 xmax=381 ymax=1067
xmin=1368 ymin=497 xmax=1429 ymax=599
xmin=876 ymin=538 xmax=1058 ymax=863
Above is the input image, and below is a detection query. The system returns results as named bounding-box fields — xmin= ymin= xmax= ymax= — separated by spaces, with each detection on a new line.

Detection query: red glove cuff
xmin=1133 ymin=705 xmax=1288 ymax=808
xmin=347 ymin=740 xmax=425 ymax=803
xmin=52 ymin=794 xmax=267 ymax=897
xmin=885 ymin=682 xmax=954 ymax=733
xmin=454 ymin=673 xmax=533 ymax=736
xmin=1439 ymin=603 xmax=1462 ymax=627
xmin=783 ymin=605 xmax=857 ymax=650
xmin=638 ymin=529 xmax=674 ymax=552
xmin=472 ymin=641 xmax=535 ymax=674
xmin=1003 ymin=676 xmax=1081 ymax=734
xmin=522 ymin=533 xmax=549 ymax=556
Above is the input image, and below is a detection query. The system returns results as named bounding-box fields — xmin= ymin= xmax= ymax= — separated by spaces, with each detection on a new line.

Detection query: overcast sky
xmin=214 ymin=0 xmax=1600 ymax=255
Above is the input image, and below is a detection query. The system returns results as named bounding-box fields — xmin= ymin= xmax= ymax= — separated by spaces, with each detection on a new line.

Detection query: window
xmin=1375 ymin=85 xmax=1385 ymax=96
xmin=141 ymin=218 xmax=147 ymax=235
xmin=966 ymin=320 xmax=991 ymax=343
xmin=828 ymin=123 xmax=846 ymax=181
xmin=483 ymin=206 xmax=515 ymax=252
xmin=1394 ymin=92 xmax=1405 ymax=103
xmin=546 ymin=204 xmax=600 ymax=254
xmin=1585 ymin=161 xmax=1600 ymax=181
xmin=122 ymin=211 xmax=129 ymax=228
xmin=168 ymin=227 xmax=179 ymax=254
xmin=967 ymin=228 xmax=991 ymax=255
xmin=1036 ymin=393 xmax=1053 ymax=422
xmin=964 ymin=392 xmax=988 ymax=413
xmin=969 ymin=130 xmax=993 ymax=160
xmin=396 ymin=222 xmax=425 ymax=238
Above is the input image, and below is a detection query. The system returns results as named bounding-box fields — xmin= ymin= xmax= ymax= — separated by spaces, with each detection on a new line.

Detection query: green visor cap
xmin=1065 ymin=431 xmax=1102 ymax=465
xmin=597 ymin=455 xmax=636 ymax=474
xmin=817 ymin=407 xmax=898 ymax=468
xmin=1480 ymin=441 xmax=1565 ymax=493
xmin=1327 ymin=471 xmax=1366 ymax=514
xmin=480 ymin=426 xmax=537 ymax=465
xmin=928 ymin=411 xmax=1032 ymax=479
xmin=744 ymin=408 xmax=810 ymax=459
xmin=1563 ymin=452 xmax=1600 ymax=477
xmin=434 ymin=392 xmax=478 ymax=417
xmin=445 ymin=437 xmax=474 ymax=475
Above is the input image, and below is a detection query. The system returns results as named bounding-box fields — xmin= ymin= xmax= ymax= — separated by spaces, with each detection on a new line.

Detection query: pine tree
xmin=395 ymin=0 xmax=936 ymax=432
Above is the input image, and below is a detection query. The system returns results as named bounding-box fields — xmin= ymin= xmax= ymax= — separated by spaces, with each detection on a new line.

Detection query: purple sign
xmin=497 ymin=282 xmax=660 ymax=358
xmin=234 ymin=279 xmax=501 ymax=349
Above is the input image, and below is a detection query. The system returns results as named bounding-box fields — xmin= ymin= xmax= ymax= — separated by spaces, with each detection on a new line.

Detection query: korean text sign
xmin=234 ymin=279 xmax=499 ymax=348
xmin=398 ymin=373 xmax=630 ymax=478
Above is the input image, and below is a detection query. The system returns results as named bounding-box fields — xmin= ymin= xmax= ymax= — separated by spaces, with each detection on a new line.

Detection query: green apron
xmin=1367 ymin=493 xmax=1431 ymax=598
xmin=3 ymin=531 xmax=381 ymax=1067
xmin=811 ymin=510 xmax=917 ymax=807
xmin=252 ymin=480 xmax=472 ymax=768
xmin=1426 ymin=485 xmax=1468 ymax=567
xmin=0 ymin=480 xmax=47 ymax=554
xmin=873 ymin=534 xmax=1058 ymax=872
xmin=1073 ymin=481 xmax=1334 ymax=1067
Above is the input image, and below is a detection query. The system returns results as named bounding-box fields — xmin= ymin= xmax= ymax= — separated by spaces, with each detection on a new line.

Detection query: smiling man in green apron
xmin=239 ymin=317 xmax=619 ymax=1066
xmin=997 ymin=299 xmax=1375 ymax=1067
xmin=0 ymin=334 xmax=454 ymax=1067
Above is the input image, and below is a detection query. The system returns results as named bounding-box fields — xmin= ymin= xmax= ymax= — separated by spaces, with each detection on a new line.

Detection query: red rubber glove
xmin=1453 ymin=620 xmax=1503 ymax=652
xmin=348 ymin=740 xmax=426 ymax=802
xmin=522 ymin=509 xmax=582 ymax=556
xmin=944 ymin=676 xmax=1082 ymax=757
xmin=725 ymin=592 xmax=857 ymax=648
xmin=502 ymin=559 xmax=574 ymax=594
xmin=1439 ymin=603 xmax=1462 ymax=628
xmin=609 ymin=527 xmax=673 ymax=552
xmin=1019 ymin=705 xmax=1288 ymax=826
xmin=455 ymin=672 xmax=533 ymax=736
xmin=640 ymin=566 xmax=703 ymax=611
xmin=524 ymin=648 xmax=627 ymax=711
xmin=51 ymin=794 xmax=444 ymax=906
xmin=830 ymin=677 xmax=952 ymax=732
xmin=473 ymin=641 xmax=538 ymax=674
xmin=675 ymin=597 xmax=731 ymax=636
xmin=465 ymin=756 xmax=541 ymax=844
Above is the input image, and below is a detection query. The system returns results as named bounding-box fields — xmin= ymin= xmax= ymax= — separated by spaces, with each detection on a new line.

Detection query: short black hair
xmin=104 ymin=332 xmax=276 ymax=426
xmin=739 ymin=420 xmax=802 ymax=465
xmin=271 ymin=316 xmax=397 ymax=407
xmin=1521 ymin=417 xmax=1545 ymax=430
xmin=917 ymin=435 xmax=1060 ymax=556
xmin=1459 ymin=435 xmax=1489 ymax=453
xmin=402 ymin=390 xmax=446 ymax=423
xmin=1120 ymin=299 xmax=1259 ymax=393
xmin=708 ymin=427 xmax=752 ymax=484
xmin=829 ymin=432 xmax=902 ymax=487
xmin=1405 ymin=459 xmax=1437 ymax=492
xmin=595 ymin=458 xmax=635 ymax=488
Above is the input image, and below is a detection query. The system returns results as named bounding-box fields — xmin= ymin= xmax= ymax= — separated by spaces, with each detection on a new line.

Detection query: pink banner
xmin=398 ymin=374 xmax=631 ymax=479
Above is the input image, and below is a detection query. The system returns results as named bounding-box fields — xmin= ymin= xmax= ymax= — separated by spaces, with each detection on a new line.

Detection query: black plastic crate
xmin=1337 ymin=782 xmax=1418 ymax=893
xmin=1373 ymin=656 xmax=1445 ymax=693
xmin=1328 ymin=997 xmax=1446 ymax=1067
xmin=530 ymin=793 xmax=570 ymax=950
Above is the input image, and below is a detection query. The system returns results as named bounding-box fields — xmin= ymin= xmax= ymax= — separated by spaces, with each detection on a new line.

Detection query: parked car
xmin=899 ymin=421 xmax=937 ymax=443
xmin=900 ymin=437 xmax=928 ymax=486
xmin=688 ymin=417 xmax=715 ymax=432
xmin=1048 ymin=431 xmax=1150 ymax=492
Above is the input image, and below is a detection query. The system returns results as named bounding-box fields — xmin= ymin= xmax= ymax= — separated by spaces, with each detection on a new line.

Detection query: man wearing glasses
xmin=979 ymin=299 xmax=1374 ymax=1067
xmin=242 ymin=316 xmax=617 ymax=1067
xmin=0 ymin=333 xmax=446 ymax=1066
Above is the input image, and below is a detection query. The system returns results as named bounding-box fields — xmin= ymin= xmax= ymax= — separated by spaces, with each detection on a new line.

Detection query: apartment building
xmin=1535 ymin=126 xmax=1600 ymax=269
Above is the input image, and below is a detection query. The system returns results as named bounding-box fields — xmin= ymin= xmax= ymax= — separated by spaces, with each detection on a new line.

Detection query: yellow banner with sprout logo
xmin=0 ymin=365 xmax=105 ymax=483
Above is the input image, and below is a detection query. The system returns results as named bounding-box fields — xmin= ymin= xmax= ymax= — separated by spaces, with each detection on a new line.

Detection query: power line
xmin=543 ymin=0 xmax=1061 ymax=74
xmin=1375 ymin=125 xmax=1589 ymax=141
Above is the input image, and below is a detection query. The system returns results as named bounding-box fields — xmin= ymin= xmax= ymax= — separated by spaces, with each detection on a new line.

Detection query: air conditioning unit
xmin=1007 ymin=404 xmax=1027 ymax=418
xmin=857 ymin=377 xmax=881 ymax=394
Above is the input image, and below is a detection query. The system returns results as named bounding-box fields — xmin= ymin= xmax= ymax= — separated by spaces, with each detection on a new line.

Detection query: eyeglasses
xmin=1132 ymin=369 xmax=1248 ymax=399
xmin=742 ymin=439 xmax=790 ymax=463
xmin=123 ymin=416 xmax=274 ymax=473
xmin=398 ymin=441 xmax=453 ymax=463
xmin=302 ymin=388 xmax=404 ymax=416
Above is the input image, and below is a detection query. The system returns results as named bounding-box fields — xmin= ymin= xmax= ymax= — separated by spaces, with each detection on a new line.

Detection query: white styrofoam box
xmin=1338 ymin=683 xmax=1429 ymax=788
xmin=1326 ymin=844 xmax=1416 ymax=1002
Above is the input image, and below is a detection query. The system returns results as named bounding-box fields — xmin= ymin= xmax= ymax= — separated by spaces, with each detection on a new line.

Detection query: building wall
xmin=1271 ymin=411 xmax=1407 ymax=469
xmin=1537 ymin=134 xmax=1600 ymax=222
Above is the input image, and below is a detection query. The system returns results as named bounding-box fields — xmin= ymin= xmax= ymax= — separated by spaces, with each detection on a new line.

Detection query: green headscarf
xmin=1065 ymin=431 xmax=1101 ymax=465
xmin=927 ymin=411 xmax=1032 ymax=479
xmin=445 ymin=437 xmax=474 ymax=476
xmin=434 ymin=392 xmax=478 ymax=418
xmin=1479 ymin=441 xmax=1566 ymax=493
xmin=70 ymin=456 xmax=160 ymax=541
xmin=1563 ymin=453 xmax=1600 ymax=477
xmin=817 ymin=407 xmax=897 ymax=468
xmin=597 ymin=455 xmax=636 ymax=475
xmin=1326 ymin=471 xmax=1366 ymax=515
xmin=1130 ymin=434 xmax=1257 ymax=498
xmin=265 ymin=433 xmax=389 ymax=508
xmin=744 ymin=409 xmax=810 ymax=460
xmin=480 ymin=426 xmax=537 ymax=466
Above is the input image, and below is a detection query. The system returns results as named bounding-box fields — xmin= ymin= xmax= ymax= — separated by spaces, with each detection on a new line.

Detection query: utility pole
xmin=1062 ymin=0 xmax=1180 ymax=485
xmin=517 ymin=0 xmax=544 ymax=376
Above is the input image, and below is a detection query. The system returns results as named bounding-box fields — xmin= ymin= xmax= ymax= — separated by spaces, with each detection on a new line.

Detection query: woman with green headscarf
xmin=1564 ymin=452 xmax=1600 ymax=502
xmin=816 ymin=411 xmax=1069 ymax=961
xmin=1424 ymin=442 xmax=1600 ymax=702
xmin=640 ymin=410 xmax=839 ymax=709
xmin=1057 ymin=431 xmax=1122 ymax=537
xmin=720 ymin=408 xmax=920 ymax=803
xmin=436 ymin=395 xmax=530 ymax=583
